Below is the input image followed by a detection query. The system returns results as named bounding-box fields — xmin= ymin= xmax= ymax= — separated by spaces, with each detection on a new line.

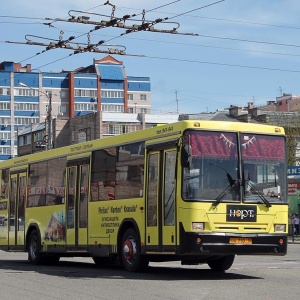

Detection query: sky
xmin=1 ymin=0 xmax=300 ymax=114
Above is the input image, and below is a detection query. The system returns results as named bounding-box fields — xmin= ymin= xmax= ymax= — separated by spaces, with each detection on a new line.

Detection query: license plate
xmin=229 ymin=238 xmax=252 ymax=244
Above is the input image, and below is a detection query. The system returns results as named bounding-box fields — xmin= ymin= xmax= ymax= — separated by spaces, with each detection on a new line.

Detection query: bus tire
xmin=28 ymin=229 xmax=44 ymax=265
xmin=207 ymin=255 xmax=235 ymax=271
xmin=121 ymin=228 xmax=148 ymax=272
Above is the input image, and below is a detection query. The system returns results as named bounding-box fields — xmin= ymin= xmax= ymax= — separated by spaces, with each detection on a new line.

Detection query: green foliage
xmin=266 ymin=112 xmax=300 ymax=166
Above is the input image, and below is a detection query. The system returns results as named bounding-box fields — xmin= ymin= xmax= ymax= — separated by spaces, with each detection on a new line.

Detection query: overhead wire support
xmin=6 ymin=37 xmax=144 ymax=57
xmin=57 ymin=6 xmax=196 ymax=35
xmin=104 ymin=0 xmax=116 ymax=18
xmin=5 ymin=1 xmax=216 ymax=67
xmin=24 ymin=34 xmax=75 ymax=50
xmin=66 ymin=10 xmax=132 ymax=26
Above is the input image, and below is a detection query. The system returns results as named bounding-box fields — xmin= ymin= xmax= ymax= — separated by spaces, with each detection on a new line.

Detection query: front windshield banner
xmin=182 ymin=130 xmax=287 ymax=204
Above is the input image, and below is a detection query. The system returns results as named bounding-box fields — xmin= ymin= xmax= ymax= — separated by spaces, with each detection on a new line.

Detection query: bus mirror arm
xmin=181 ymin=144 xmax=192 ymax=169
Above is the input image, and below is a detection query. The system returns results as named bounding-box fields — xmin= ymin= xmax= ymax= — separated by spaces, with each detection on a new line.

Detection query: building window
xmin=0 ymin=102 xmax=10 ymax=110
xmin=0 ymin=88 xmax=10 ymax=95
xmin=60 ymin=91 xmax=67 ymax=98
xmin=18 ymin=136 xmax=24 ymax=146
xmin=140 ymin=94 xmax=147 ymax=101
xmin=128 ymin=108 xmax=133 ymax=113
xmin=0 ymin=147 xmax=11 ymax=155
xmin=141 ymin=108 xmax=147 ymax=113
xmin=14 ymin=103 xmax=39 ymax=111
xmin=106 ymin=124 xmax=139 ymax=135
xmin=78 ymin=128 xmax=91 ymax=143
xmin=101 ymin=104 xmax=124 ymax=112
xmin=14 ymin=117 xmax=39 ymax=125
xmin=128 ymin=94 xmax=133 ymax=101
xmin=25 ymin=134 xmax=31 ymax=145
xmin=101 ymin=90 xmax=124 ymax=98
xmin=58 ymin=105 xmax=67 ymax=115
xmin=74 ymin=103 xmax=97 ymax=111
xmin=15 ymin=88 xmax=38 ymax=97
xmin=74 ymin=89 xmax=97 ymax=97
xmin=0 ymin=132 xmax=11 ymax=140
xmin=34 ymin=131 xmax=46 ymax=142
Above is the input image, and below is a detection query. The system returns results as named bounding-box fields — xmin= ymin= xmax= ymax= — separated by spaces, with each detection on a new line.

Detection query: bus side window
xmin=1 ymin=169 xmax=9 ymax=199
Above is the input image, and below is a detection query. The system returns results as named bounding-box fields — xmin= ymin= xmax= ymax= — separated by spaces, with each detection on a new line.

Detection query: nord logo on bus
xmin=226 ymin=205 xmax=257 ymax=222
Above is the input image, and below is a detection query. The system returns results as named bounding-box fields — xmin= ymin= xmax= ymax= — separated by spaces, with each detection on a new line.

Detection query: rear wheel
xmin=207 ymin=255 xmax=235 ymax=271
xmin=28 ymin=229 xmax=44 ymax=265
xmin=121 ymin=228 xmax=148 ymax=272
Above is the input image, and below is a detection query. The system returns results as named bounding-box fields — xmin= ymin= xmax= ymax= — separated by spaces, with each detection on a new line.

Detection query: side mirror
xmin=181 ymin=144 xmax=192 ymax=168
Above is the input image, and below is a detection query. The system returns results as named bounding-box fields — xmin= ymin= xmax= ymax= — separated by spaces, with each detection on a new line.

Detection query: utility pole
xmin=47 ymin=91 xmax=52 ymax=150
xmin=19 ymin=82 xmax=53 ymax=150
xmin=175 ymin=90 xmax=179 ymax=114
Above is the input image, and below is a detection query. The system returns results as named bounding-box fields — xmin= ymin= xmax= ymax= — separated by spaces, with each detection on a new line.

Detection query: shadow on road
xmin=0 ymin=258 xmax=263 ymax=281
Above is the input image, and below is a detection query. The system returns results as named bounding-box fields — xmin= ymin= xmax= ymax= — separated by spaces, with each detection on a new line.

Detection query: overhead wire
xmin=166 ymin=0 xmax=225 ymax=20
xmin=101 ymin=0 xmax=226 ymax=44
xmin=17 ymin=50 xmax=300 ymax=75
xmin=139 ymin=54 xmax=300 ymax=73
xmin=10 ymin=25 xmax=300 ymax=59
xmin=2 ymin=1 xmax=299 ymax=111
xmin=116 ymin=7 xmax=300 ymax=31
xmin=3 ymin=0 xmax=300 ymax=76
xmin=115 ymin=35 xmax=300 ymax=58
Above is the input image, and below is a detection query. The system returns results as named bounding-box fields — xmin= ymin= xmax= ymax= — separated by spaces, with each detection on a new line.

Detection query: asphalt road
xmin=0 ymin=243 xmax=299 ymax=300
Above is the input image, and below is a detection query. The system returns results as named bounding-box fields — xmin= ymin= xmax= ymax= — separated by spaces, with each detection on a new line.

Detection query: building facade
xmin=17 ymin=112 xmax=180 ymax=156
xmin=0 ymin=55 xmax=151 ymax=160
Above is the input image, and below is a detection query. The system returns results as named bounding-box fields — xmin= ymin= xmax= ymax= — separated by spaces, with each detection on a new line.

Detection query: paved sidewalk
xmin=288 ymin=236 xmax=300 ymax=243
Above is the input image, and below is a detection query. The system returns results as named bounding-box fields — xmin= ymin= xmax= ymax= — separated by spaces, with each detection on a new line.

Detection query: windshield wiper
xmin=209 ymin=163 xmax=240 ymax=206
xmin=212 ymin=180 xmax=240 ymax=207
xmin=246 ymin=180 xmax=272 ymax=207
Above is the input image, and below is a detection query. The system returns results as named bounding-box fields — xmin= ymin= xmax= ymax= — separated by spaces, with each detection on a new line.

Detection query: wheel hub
xmin=123 ymin=238 xmax=136 ymax=262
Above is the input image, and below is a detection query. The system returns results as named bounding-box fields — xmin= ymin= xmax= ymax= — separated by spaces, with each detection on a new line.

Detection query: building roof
xmin=96 ymin=65 xmax=124 ymax=80
xmin=18 ymin=123 xmax=45 ymax=135
xmin=101 ymin=113 xmax=141 ymax=123
xmin=179 ymin=110 xmax=245 ymax=122
xmin=145 ymin=114 xmax=179 ymax=124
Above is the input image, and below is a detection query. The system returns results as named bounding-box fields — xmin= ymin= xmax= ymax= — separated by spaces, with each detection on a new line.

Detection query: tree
xmin=266 ymin=112 xmax=300 ymax=166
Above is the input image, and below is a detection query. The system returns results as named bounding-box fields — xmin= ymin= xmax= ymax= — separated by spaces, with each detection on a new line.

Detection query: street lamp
xmin=18 ymin=82 xmax=53 ymax=150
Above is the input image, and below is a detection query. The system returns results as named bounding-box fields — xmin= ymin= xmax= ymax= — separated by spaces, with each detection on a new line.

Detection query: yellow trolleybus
xmin=0 ymin=120 xmax=288 ymax=272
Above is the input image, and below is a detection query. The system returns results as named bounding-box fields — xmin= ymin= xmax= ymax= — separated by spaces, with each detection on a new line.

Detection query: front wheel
xmin=121 ymin=228 xmax=148 ymax=272
xmin=207 ymin=255 xmax=235 ymax=271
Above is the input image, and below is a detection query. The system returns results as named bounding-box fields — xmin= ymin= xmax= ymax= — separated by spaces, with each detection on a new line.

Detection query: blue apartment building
xmin=0 ymin=55 xmax=151 ymax=160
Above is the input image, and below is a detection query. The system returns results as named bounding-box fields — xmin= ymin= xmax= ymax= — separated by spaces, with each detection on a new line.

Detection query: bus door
xmin=145 ymin=148 xmax=177 ymax=253
xmin=8 ymin=172 xmax=26 ymax=249
xmin=66 ymin=158 xmax=90 ymax=251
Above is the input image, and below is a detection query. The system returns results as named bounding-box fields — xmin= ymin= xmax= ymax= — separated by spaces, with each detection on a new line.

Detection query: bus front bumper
xmin=181 ymin=232 xmax=287 ymax=256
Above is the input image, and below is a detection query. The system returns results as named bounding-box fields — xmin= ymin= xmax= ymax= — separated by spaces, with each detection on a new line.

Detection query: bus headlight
xmin=274 ymin=224 xmax=286 ymax=232
xmin=192 ymin=222 xmax=204 ymax=230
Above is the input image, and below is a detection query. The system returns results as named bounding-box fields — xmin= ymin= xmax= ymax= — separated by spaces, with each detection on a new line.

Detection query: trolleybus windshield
xmin=182 ymin=130 xmax=287 ymax=204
